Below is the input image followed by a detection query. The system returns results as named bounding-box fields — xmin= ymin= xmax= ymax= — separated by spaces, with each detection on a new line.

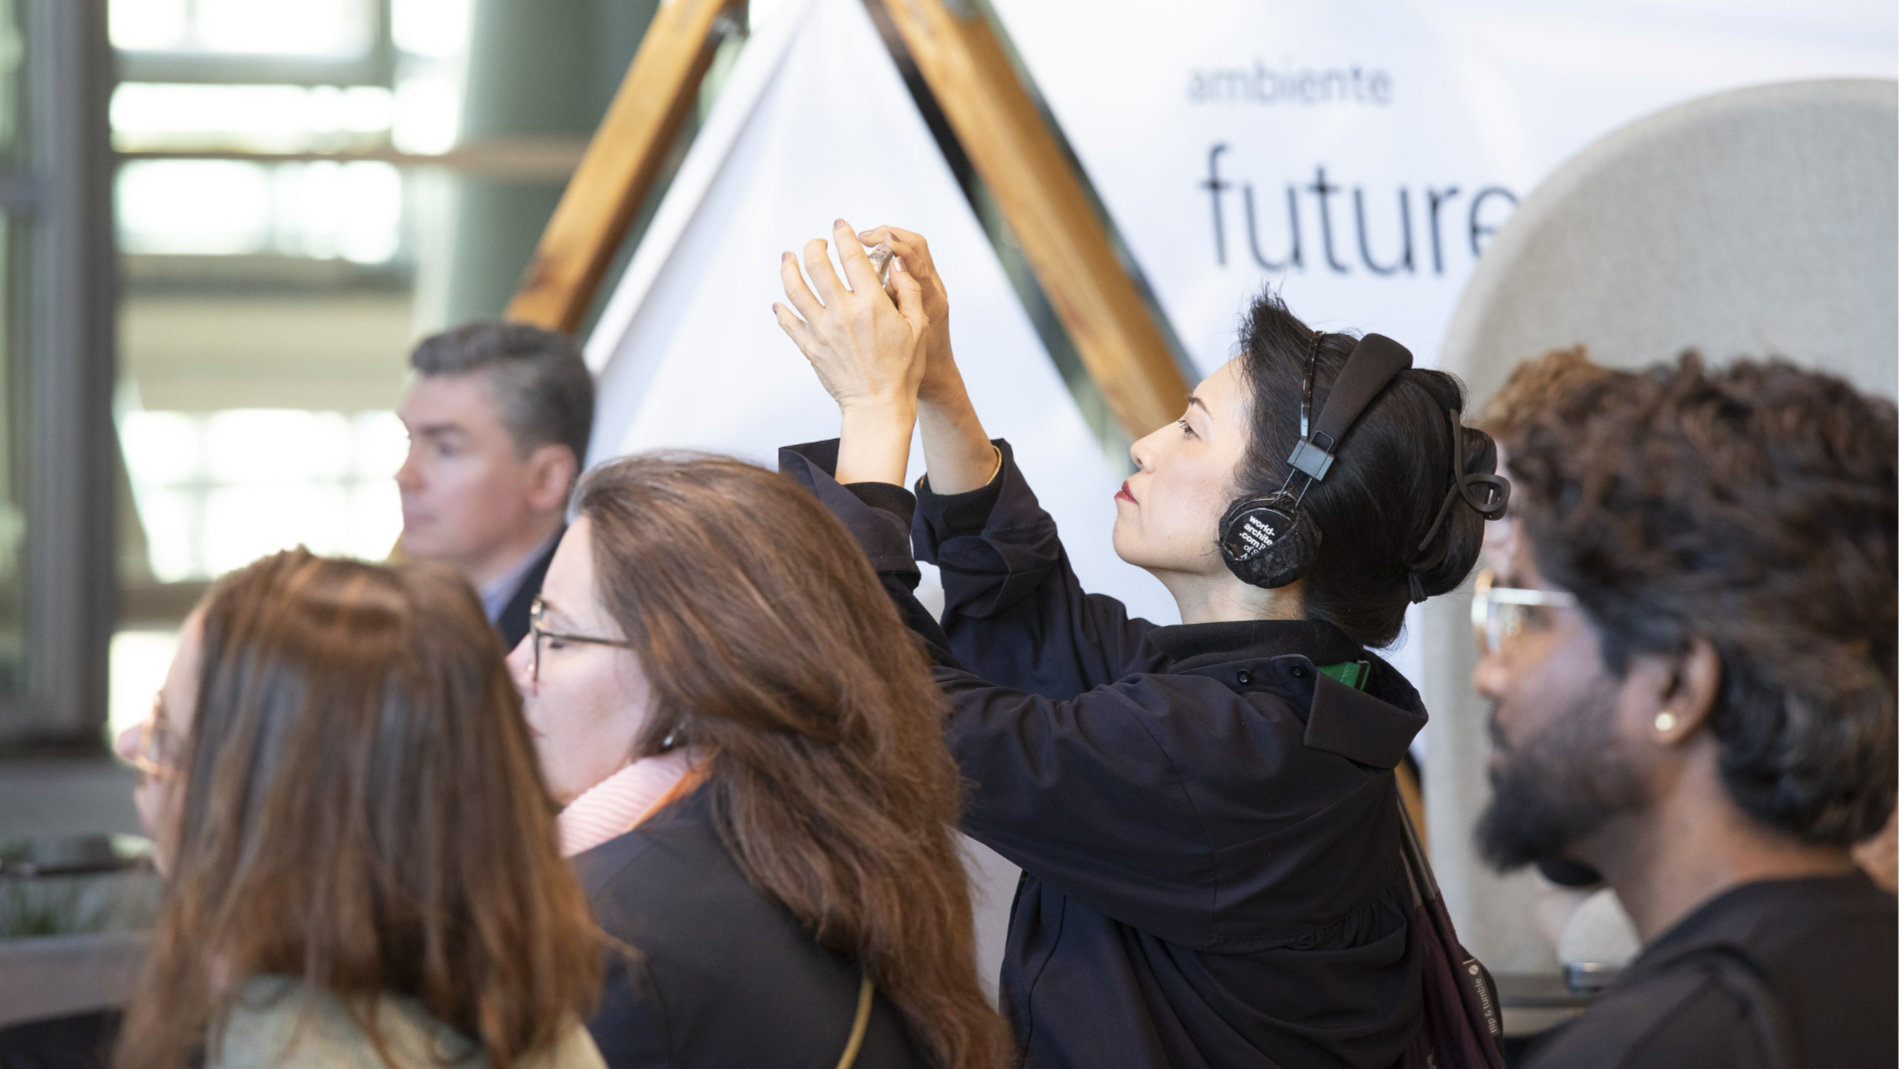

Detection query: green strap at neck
xmin=1317 ymin=659 xmax=1371 ymax=691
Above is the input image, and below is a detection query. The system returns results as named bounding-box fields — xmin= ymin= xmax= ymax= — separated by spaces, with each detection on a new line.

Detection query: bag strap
xmin=833 ymin=972 xmax=876 ymax=1069
xmin=1322 ymin=660 xmax=1508 ymax=1047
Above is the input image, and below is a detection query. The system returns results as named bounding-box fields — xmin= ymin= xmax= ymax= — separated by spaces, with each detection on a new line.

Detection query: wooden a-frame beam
xmin=510 ymin=0 xmax=1190 ymax=440
xmin=867 ymin=0 xmax=1189 ymax=439
xmin=507 ymin=0 xmax=744 ymax=333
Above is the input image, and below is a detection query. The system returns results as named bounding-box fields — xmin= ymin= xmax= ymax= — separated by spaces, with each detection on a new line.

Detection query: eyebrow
xmin=1187 ymin=395 xmax=1210 ymax=417
xmin=537 ymin=597 xmax=582 ymax=631
xmin=408 ymin=423 xmax=468 ymax=441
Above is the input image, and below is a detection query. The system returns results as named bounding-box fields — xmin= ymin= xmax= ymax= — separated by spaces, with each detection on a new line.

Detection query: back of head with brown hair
xmin=575 ymin=454 xmax=1011 ymax=1069
xmin=117 ymin=549 xmax=601 ymax=1069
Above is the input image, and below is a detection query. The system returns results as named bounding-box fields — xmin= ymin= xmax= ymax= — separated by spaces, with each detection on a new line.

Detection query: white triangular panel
xmin=584 ymin=0 xmax=1178 ymax=631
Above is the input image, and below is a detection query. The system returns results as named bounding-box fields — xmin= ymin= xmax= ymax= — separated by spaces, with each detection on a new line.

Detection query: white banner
xmin=988 ymin=0 xmax=1897 ymax=374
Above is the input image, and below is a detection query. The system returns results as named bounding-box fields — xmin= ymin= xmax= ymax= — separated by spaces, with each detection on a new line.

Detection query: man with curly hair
xmin=1472 ymin=354 xmax=1897 ymax=1068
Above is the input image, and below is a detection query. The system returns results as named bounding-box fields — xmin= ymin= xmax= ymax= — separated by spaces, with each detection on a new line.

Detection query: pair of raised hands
xmin=773 ymin=220 xmax=961 ymax=415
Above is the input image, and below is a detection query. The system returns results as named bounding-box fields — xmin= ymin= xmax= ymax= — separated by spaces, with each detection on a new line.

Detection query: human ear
xmin=525 ymin=443 xmax=579 ymax=513
xmin=1649 ymin=637 xmax=1721 ymax=742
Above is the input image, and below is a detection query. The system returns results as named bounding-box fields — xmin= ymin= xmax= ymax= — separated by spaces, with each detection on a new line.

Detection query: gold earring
xmin=1654 ymin=711 xmax=1678 ymax=733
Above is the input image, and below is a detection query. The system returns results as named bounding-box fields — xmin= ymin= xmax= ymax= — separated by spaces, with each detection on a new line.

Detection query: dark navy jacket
xmin=573 ymin=786 xmax=931 ymax=1069
xmin=495 ymin=530 xmax=561 ymax=652
xmin=782 ymin=440 xmax=1425 ymax=1069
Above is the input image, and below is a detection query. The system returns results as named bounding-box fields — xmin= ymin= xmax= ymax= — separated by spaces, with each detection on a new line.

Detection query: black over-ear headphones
xmin=1217 ymin=332 xmax=1414 ymax=588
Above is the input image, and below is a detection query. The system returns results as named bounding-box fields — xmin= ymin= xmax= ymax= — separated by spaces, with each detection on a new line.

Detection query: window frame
xmin=0 ymin=0 xmax=118 ymax=750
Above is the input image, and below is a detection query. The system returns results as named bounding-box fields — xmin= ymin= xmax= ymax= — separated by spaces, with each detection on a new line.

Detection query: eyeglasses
xmin=1470 ymin=569 xmax=1579 ymax=656
xmin=529 ymin=596 xmax=633 ymax=683
xmin=130 ymin=695 xmax=181 ymax=781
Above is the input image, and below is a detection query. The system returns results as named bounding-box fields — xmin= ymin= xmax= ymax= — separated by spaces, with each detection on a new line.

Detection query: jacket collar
xmin=1152 ymin=618 xmax=1426 ymax=769
xmin=1148 ymin=617 xmax=1363 ymax=671
xmin=570 ymin=782 xmax=710 ymax=896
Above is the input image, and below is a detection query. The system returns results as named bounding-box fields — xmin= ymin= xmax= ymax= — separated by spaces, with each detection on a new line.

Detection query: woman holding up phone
xmin=774 ymin=220 xmax=1508 ymax=1069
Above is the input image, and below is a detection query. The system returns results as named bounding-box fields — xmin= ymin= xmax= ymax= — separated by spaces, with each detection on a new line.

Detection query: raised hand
xmin=775 ymin=218 xmax=930 ymax=416
xmin=854 ymin=224 xmax=962 ymax=407
xmin=849 ymin=224 xmax=996 ymax=494
xmin=774 ymin=219 xmax=930 ymax=485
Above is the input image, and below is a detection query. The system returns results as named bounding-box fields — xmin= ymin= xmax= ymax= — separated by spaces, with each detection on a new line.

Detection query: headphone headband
xmin=1287 ymin=333 xmax=1413 ymax=485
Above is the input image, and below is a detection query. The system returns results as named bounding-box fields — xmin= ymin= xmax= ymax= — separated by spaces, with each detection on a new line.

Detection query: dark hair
xmin=1476 ymin=345 xmax=1610 ymax=442
xmin=1509 ymin=354 xmax=1898 ymax=846
xmin=575 ymin=455 xmax=1011 ymax=1069
xmin=117 ymin=550 xmax=602 ymax=1069
xmin=1234 ymin=292 xmax=1497 ymax=646
xmin=410 ymin=320 xmax=594 ymax=469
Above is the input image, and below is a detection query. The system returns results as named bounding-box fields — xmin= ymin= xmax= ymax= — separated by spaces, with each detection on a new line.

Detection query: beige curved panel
xmin=1426 ymin=77 xmax=1898 ymax=973
xmin=1445 ymin=78 xmax=1897 ymax=398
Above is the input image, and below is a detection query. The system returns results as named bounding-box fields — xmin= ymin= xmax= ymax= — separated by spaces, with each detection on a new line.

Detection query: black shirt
xmin=1522 ymin=874 xmax=1898 ymax=1069
xmin=782 ymin=440 xmax=1426 ymax=1069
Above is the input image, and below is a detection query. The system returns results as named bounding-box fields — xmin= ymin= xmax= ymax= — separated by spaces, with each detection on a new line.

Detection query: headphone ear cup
xmin=1218 ymin=495 xmax=1321 ymax=589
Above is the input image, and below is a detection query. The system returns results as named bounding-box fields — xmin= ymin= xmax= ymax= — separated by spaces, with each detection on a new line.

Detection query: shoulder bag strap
xmin=833 ymin=973 xmax=876 ymax=1069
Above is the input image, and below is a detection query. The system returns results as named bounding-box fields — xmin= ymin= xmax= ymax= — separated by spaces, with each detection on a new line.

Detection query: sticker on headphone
xmin=1236 ymin=513 xmax=1278 ymax=559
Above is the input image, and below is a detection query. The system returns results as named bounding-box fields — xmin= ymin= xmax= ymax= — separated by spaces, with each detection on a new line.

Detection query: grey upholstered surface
xmin=1443 ymin=78 xmax=1897 ymax=399
xmin=1424 ymin=78 xmax=1898 ymax=973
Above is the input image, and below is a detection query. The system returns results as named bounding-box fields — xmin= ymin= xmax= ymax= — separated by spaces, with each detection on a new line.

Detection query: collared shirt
xmin=480 ymin=531 xmax=561 ymax=624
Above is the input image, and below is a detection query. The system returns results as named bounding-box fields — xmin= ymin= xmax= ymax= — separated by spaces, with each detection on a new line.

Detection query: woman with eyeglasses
xmin=506 ymin=454 xmax=1010 ymax=1069
xmin=109 ymin=549 xmax=606 ymax=1069
xmin=772 ymin=222 xmax=1509 ymax=1069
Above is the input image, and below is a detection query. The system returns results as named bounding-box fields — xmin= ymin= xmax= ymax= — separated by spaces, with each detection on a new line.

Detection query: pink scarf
xmin=557 ymin=748 xmax=701 ymax=858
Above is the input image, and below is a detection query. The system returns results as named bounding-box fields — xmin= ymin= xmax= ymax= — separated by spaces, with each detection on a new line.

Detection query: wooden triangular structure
xmin=505 ymin=0 xmax=1188 ymax=440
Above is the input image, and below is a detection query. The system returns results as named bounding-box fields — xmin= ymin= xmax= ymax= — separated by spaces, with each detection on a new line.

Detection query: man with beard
xmin=1471 ymin=354 xmax=1897 ymax=1069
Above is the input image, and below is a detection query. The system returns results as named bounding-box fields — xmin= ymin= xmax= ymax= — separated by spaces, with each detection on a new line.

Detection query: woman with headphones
xmin=774 ymin=221 xmax=1507 ymax=1069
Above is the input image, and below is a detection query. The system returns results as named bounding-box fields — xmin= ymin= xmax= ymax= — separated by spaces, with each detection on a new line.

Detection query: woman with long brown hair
xmin=113 ymin=549 xmax=606 ymax=1069
xmin=511 ymin=454 xmax=1009 ymax=1069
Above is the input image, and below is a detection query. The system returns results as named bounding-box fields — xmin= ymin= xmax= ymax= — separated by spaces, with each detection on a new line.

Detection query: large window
xmin=105 ymin=0 xmax=478 ymax=741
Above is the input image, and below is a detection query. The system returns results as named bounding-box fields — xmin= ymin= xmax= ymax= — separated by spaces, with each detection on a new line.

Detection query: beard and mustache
xmin=1476 ymin=679 xmax=1649 ymax=874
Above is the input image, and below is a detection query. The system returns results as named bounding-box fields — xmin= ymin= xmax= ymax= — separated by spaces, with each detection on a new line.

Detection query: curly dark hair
xmin=1508 ymin=353 xmax=1898 ymax=846
xmin=1235 ymin=293 xmax=1500 ymax=647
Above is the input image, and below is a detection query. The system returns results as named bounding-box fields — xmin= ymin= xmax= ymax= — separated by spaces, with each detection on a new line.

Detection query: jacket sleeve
xmin=780 ymin=441 xmax=1222 ymax=945
xmin=911 ymin=439 xmax=1158 ymax=698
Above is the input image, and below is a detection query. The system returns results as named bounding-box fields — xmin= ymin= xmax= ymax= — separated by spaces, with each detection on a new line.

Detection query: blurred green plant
xmin=0 ymin=873 xmax=159 ymax=939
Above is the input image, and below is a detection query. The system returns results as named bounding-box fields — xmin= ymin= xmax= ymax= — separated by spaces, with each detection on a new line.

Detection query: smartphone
xmin=866 ymin=242 xmax=895 ymax=287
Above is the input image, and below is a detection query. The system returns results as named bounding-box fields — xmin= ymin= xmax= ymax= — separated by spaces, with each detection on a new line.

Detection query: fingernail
xmin=834 ymin=218 xmax=849 ymax=230
xmin=781 ymin=251 xmax=793 ymax=261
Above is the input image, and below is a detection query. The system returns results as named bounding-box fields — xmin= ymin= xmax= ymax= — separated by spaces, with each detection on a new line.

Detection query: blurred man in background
xmin=396 ymin=321 xmax=593 ymax=650
xmin=1473 ymin=354 xmax=1896 ymax=1068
